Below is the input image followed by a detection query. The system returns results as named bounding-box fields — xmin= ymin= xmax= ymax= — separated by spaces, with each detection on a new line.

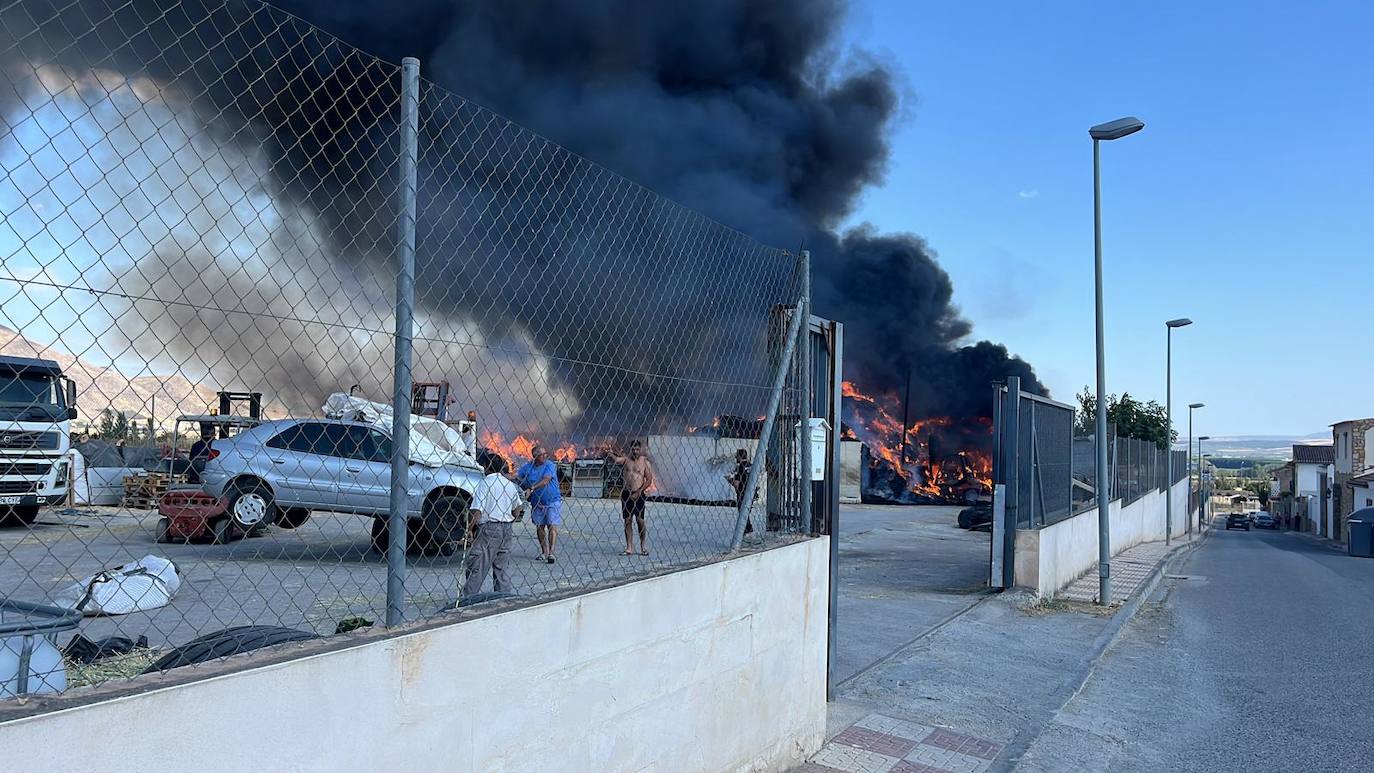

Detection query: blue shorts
xmin=531 ymin=501 xmax=562 ymax=526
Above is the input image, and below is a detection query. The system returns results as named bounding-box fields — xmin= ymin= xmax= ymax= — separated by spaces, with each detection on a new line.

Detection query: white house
xmin=1293 ymin=444 xmax=1335 ymax=536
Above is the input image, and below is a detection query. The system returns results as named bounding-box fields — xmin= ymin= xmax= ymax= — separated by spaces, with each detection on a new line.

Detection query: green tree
xmin=1246 ymin=479 xmax=1271 ymax=507
xmin=93 ymin=408 xmax=135 ymax=441
xmin=1075 ymin=388 xmax=1176 ymax=449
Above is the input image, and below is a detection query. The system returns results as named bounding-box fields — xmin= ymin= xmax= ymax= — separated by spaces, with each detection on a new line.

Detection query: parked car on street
xmin=1225 ymin=512 xmax=1252 ymax=531
xmin=1254 ymin=512 xmax=1277 ymax=529
xmin=200 ymin=417 xmax=484 ymax=555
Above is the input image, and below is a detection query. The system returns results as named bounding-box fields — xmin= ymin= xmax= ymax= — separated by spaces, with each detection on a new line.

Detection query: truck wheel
xmin=154 ymin=517 xmax=172 ymax=544
xmin=276 ymin=508 xmax=312 ymax=529
xmin=226 ymin=480 xmax=274 ymax=530
xmin=0 ymin=505 xmax=39 ymax=527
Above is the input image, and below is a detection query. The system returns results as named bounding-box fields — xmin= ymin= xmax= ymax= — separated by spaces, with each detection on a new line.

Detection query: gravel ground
xmin=0 ymin=497 xmax=765 ymax=659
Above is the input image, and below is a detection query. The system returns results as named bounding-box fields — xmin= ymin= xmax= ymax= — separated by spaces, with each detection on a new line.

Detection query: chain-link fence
xmin=997 ymin=383 xmax=1189 ymax=528
xmin=0 ymin=0 xmax=810 ymax=700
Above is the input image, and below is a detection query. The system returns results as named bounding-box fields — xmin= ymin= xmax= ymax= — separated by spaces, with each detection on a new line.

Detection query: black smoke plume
xmin=1 ymin=0 xmax=1042 ymax=437
xmin=278 ymin=0 xmax=1045 ymax=410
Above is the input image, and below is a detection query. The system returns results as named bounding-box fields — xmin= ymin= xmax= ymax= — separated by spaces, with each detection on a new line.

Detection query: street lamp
xmin=1090 ymin=116 xmax=1145 ymax=605
xmin=1164 ymin=319 xmax=1192 ymax=544
xmin=1198 ymin=437 xmax=1212 ymax=526
xmin=1188 ymin=403 xmax=1204 ymax=533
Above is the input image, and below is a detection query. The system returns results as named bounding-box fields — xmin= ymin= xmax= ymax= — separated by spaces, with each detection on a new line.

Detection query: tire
xmin=369 ymin=516 xmax=389 ymax=554
xmin=142 ymin=625 xmax=319 ymax=673
xmin=154 ymin=517 xmax=172 ymax=544
xmin=0 ymin=505 xmax=39 ymax=527
xmin=225 ymin=479 xmax=275 ymax=530
xmin=276 ymin=508 xmax=312 ymax=529
xmin=421 ymin=495 xmax=470 ymax=556
xmin=211 ymin=517 xmax=237 ymax=545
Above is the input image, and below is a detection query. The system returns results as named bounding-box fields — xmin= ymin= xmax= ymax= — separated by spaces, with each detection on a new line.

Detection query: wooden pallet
xmin=121 ymin=472 xmax=187 ymax=509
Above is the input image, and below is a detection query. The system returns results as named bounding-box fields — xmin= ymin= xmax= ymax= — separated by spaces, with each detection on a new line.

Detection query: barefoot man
xmin=609 ymin=440 xmax=654 ymax=555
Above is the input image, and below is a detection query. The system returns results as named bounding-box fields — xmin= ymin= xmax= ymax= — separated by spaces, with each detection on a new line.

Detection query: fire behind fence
xmin=0 ymin=0 xmax=813 ymax=700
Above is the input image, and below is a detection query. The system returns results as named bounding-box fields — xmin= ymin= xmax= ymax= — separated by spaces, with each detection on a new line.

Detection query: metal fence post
xmin=1000 ymin=376 xmax=1020 ymax=587
xmin=730 ymin=292 xmax=808 ymax=550
xmin=387 ymin=56 xmax=420 ymax=627
xmin=798 ymin=250 xmax=812 ymax=537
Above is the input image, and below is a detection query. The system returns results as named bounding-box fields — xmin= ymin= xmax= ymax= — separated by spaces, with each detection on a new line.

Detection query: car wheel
xmin=423 ymin=495 xmax=470 ymax=556
xmin=276 ymin=508 xmax=312 ymax=530
xmin=0 ymin=505 xmax=39 ymax=527
xmin=226 ymin=480 xmax=275 ymax=530
xmin=369 ymin=517 xmax=389 ymax=555
xmin=211 ymin=517 xmax=237 ymax=545
xmin=154 ymin=517 xmax=172 ymax=544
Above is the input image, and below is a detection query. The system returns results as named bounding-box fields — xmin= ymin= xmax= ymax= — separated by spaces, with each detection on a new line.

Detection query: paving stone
xmin=809 ymin=742 xmax=899 ymax=773
xmin=833 ymin=726 xmax=918 ymax=758
xmin=855 ymin=714 xmax=937 ymax=743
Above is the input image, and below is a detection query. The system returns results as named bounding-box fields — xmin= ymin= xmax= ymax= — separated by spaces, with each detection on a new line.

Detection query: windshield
xmin=0 ymin=373 xmax=63 ymax=422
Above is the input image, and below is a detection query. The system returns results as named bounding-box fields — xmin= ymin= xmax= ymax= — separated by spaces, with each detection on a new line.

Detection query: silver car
xmin=200 ymin=418 xmax=483 ymax=554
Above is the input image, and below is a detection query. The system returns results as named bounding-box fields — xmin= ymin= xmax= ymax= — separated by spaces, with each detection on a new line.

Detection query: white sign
xmin=807 ymin=418 xmax=829 ymax=481
xmin=0 ymin=495 xmax=22 ymax=505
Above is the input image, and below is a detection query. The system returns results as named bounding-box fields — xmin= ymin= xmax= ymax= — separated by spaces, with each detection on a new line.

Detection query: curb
xmin=994 ymin=527 xmax=1210 ymax=771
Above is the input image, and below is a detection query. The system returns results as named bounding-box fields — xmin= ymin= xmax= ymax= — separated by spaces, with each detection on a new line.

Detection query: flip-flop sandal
xmin=640 ymin=549 xmax=650 ymax=556
xmin=621 ymin=550 xmax=634 ymax=556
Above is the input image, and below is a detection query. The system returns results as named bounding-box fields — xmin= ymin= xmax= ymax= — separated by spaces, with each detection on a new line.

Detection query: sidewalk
xmin=1058 ymin=530 xmax=1205 ymax=604
xmin=803 ymin=526 xmax=1206 ymax=773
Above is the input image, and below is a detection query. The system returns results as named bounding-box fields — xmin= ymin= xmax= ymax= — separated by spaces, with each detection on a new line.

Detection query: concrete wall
xmin=839 ymin=440 xmax=861 ymax=504
xmin=1015 ymin=479 xmax=1190 ymax=597
xmin=0 ymin=538 xmax=829 ymax=773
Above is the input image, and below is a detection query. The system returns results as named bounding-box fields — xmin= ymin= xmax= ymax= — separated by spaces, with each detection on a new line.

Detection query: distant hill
xmin=1172 ymin=434 xmax=1330 ymax=461
xmin=1 ymin=326 xmax=218 ymax=430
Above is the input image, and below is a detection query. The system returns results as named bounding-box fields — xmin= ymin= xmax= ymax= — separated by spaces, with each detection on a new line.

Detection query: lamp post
xmin=1198 ymin=437 xmax=1212 ymax=526
xmin=1090 ymin=116 xmax=1145 ymax=605
xmin=1164 ymin=319 xmax=1192 ymax=544
xmin=1188 ymin=402 xmax=1204 ymax=534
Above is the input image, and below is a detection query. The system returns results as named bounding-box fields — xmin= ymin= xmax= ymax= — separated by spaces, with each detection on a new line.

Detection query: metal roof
xmin=1292 ymin=444 xmax=1335 ymax=464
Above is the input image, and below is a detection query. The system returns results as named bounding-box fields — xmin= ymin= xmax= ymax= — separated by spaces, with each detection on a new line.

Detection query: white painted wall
xmin=1015 ymin=479 xmax=1191 ymax=597
xmin=1294 ymin=462 xmax=1331 ymax=532
xmin=1354 ymin=483 xmax=1374 ymax=512
xmin=0 ymin=539 xmax=829 ymax=773
xmin=839 ymin=440 xmax=861 ymax=504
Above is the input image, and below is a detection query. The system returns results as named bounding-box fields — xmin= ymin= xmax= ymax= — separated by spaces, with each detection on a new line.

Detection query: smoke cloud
xmin=2 ymin=0 xmax=1042 ymax=437
xmin=280 ymin=0 xmax=1045 ymax=413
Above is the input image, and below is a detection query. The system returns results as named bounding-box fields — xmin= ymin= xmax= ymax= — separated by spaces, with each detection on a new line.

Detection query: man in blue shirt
xmin=517 ymin=445 xmax=562 ymax=564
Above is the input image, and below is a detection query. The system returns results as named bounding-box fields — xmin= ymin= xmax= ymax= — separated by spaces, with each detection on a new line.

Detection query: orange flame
xmin=841 ymin=380 xmax=993 ymax=499
xmin=481 ymin=430 xmax=579 ymax=467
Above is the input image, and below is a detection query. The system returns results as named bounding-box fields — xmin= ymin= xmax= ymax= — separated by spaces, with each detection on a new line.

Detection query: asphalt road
xmin=1017 ymin=522 xmax=1374 ymax=771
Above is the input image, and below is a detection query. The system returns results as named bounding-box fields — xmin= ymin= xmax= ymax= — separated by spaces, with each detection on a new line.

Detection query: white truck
xmin=0 ymin=355 xmax=77 ymax=526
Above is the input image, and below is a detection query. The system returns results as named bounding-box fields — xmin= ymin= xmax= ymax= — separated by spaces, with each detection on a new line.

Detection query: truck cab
xmin=0 ymin=355 xmax=77 ymax=526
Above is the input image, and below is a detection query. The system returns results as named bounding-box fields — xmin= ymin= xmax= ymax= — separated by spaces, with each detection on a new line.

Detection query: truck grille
xmin=0 ymin=431 xmax=59 ymax=450
xmin=0 ymin=463 xmax=51 ymax=477
xmin=0 ymin=480 xmax=38 ymax=495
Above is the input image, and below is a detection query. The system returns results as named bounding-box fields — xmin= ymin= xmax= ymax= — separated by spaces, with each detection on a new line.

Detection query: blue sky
xmin=842 ymin=1 xmax=1373 ymax=437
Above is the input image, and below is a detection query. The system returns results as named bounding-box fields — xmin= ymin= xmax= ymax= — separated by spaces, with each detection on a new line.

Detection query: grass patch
xmin=1021 ymin=596 xmax=1118 ymax=617
xmin=64 ymin=649 xmax=163 ymax=688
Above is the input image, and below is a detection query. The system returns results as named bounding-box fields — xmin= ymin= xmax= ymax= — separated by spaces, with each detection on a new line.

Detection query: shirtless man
xmin=609 ymin=440 xmax=655 ymax=555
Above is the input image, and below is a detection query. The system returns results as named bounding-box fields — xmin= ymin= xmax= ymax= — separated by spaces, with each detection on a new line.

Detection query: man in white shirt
xmin=462 ymin=454 xmax=525 ymax=598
